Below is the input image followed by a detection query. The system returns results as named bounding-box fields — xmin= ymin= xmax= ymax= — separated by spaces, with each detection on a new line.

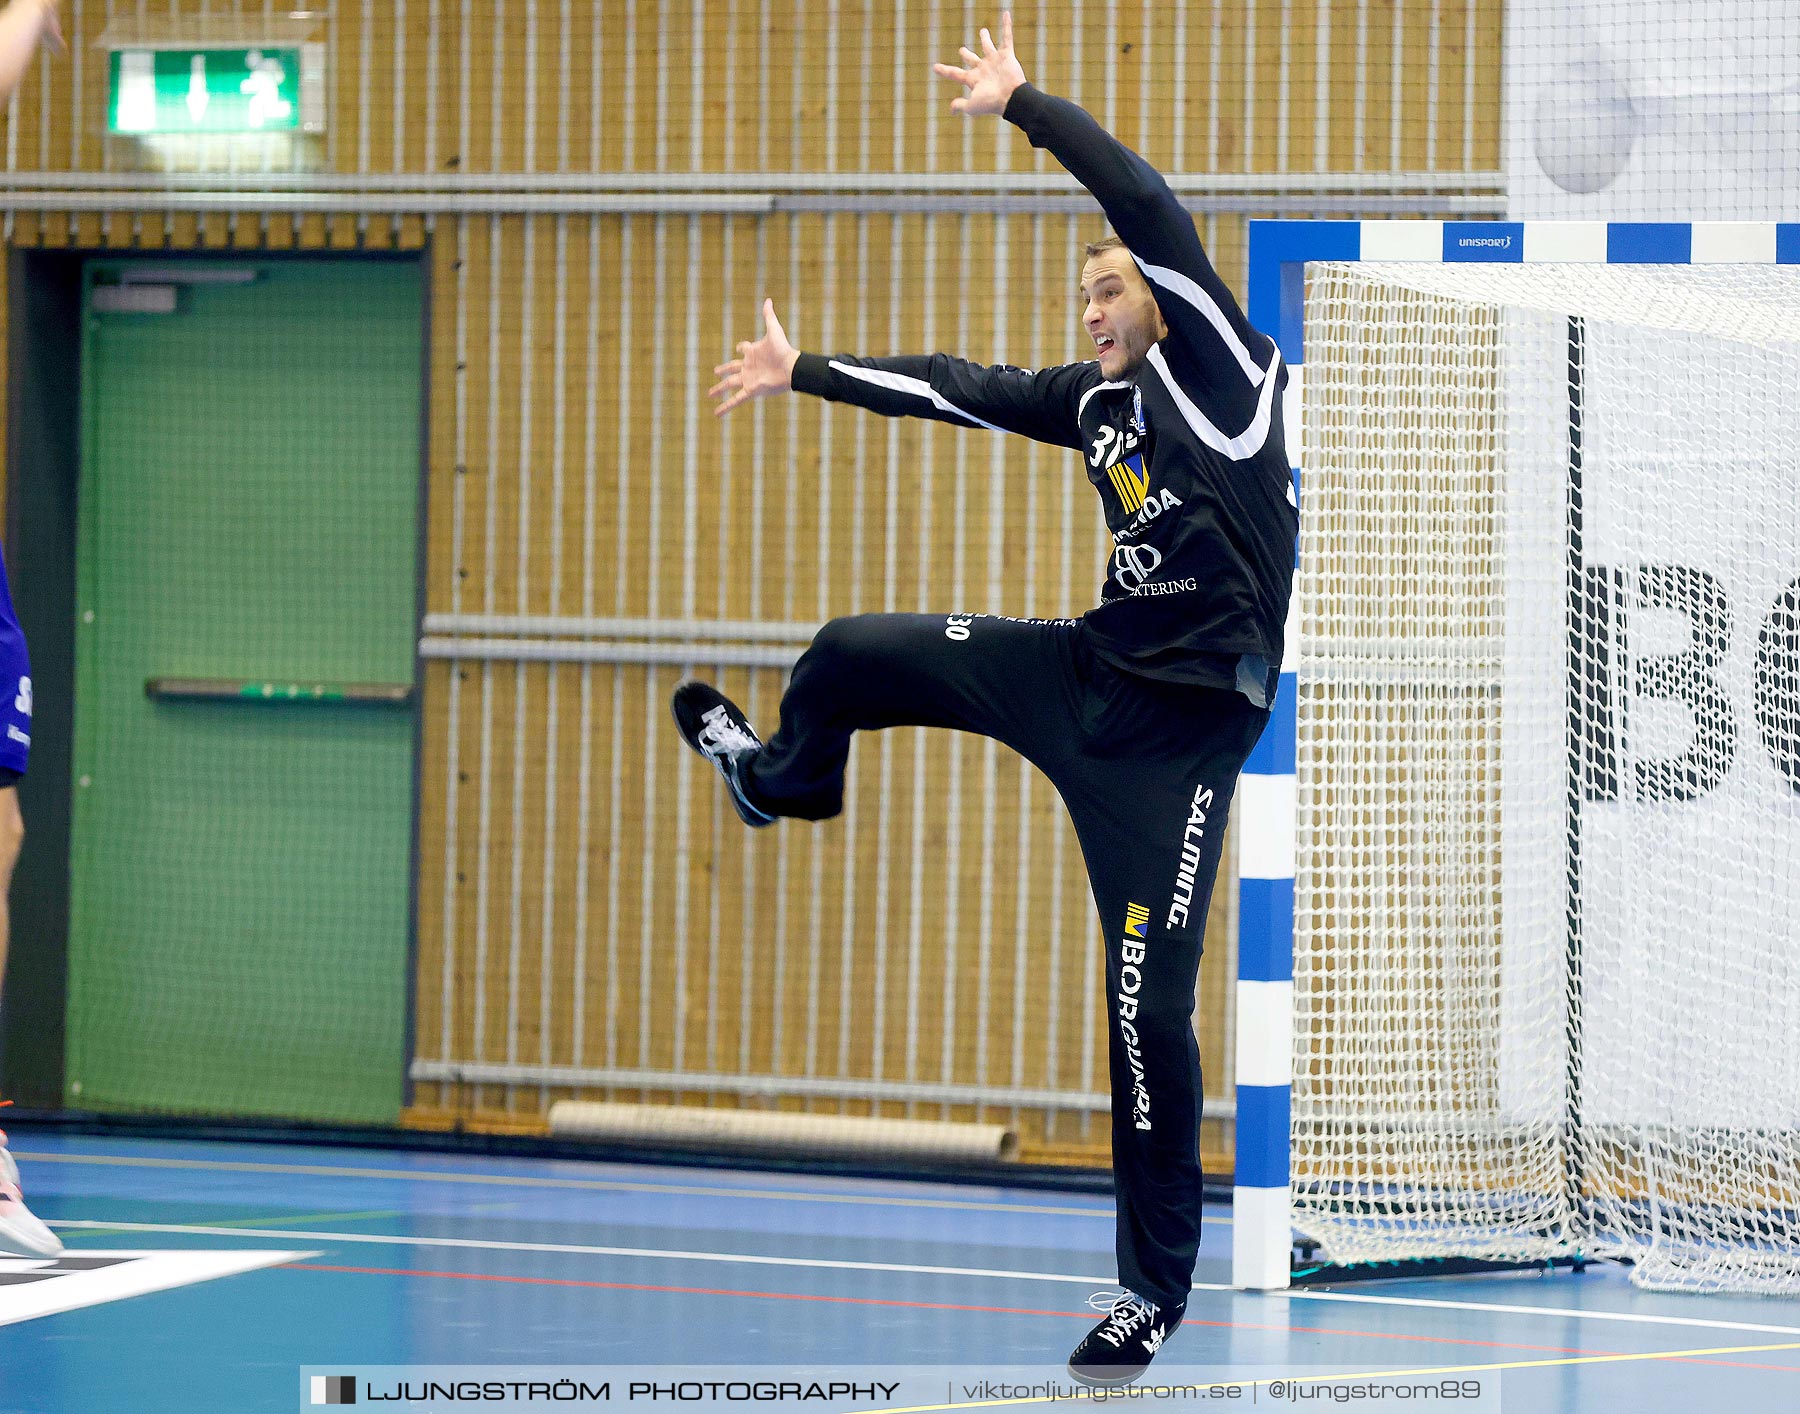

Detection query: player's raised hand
xmin=932 ymin=10 xmax=1026 ymax=118
xmin=0 ymin=0 xmax=65 ymax=108
xmin=708 ymin=298 xmax=800 ymax=417
xmin=0 ymin=0 xmax=61 ymax=108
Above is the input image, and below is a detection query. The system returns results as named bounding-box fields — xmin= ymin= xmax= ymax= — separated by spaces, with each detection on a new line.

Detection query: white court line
xmin=44 ymin=1220 xmax=1800 ymax=1339
xmin=0 ymin=1250 xmax=319 ymax=1328
xmin=16 ymin=1152 xmax=1120 ymax=1220
xmin=1275 ymin=1286 xmax=1800 ymax=1338
xmin=49 ymin=1221 xmax=1109 ymax=1285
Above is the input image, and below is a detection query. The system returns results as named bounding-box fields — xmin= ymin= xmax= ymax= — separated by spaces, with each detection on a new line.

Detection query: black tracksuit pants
xmin=741 ymin=611 xmax=1269 ymax=1306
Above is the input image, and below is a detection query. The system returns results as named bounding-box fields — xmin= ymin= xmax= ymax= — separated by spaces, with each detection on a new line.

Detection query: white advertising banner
xmin=1493 ymin=276 xmax=1800 ymax=1129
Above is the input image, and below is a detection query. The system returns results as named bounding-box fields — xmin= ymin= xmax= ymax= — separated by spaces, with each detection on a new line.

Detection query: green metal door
xmin=68 ymin=259 xmax=421 ymax=1124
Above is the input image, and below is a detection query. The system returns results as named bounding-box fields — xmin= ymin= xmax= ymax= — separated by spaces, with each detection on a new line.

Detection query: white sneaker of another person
xmin=0 ymin=1130 xmax=64 ymax=1258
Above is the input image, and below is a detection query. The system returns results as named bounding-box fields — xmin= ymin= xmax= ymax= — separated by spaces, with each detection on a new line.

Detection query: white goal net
xmin=1295 ymin=259 xmax=1800 ymax=1294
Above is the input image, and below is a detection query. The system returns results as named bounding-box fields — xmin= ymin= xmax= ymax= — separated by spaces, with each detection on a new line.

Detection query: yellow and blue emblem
xmin=1106 ymin=452 xmax=1150 ymax=514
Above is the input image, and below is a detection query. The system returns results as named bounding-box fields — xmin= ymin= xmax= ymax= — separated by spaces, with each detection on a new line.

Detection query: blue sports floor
xmin=2 ymin=1130 xmax=1797 ymax=1412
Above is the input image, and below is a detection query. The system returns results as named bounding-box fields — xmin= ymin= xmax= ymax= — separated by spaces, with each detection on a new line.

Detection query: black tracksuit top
xmin=791 ymin=82 xmax=1298 ymax=706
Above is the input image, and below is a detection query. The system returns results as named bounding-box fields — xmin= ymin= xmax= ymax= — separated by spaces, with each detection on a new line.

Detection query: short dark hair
xmin=1084 ymin=235 xmax=1127 ymax=260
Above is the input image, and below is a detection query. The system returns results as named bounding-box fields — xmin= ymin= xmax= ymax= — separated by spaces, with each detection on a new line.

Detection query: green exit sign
xmin=108 ymin=46 xmax=323 ymax=135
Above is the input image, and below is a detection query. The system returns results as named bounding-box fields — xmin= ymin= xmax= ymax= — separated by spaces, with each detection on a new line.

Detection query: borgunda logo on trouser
xmin=1116 ymin=902 xmax=1153 ymax=1131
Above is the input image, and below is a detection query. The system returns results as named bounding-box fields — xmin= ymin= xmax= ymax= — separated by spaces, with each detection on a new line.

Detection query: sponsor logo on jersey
xmin=1116 ymin=900 xmax=1154 ymax=1131
xmin=1131 ymin=577 xmax=1196 ymax=598
xmin=1112 ymin=487 xmax=1184 ymax=543
xmin=1111 ymin=540 xmax=1197 ymax=598
xmin=1106 ymin=452 xmax=1151 ymax=514
xmin=1113 ymin=542 xmax=1163 ymax=592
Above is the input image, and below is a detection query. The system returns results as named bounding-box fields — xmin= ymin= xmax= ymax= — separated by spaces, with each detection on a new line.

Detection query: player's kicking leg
xmin=669 ymin=681 xmax=777 ymax=828
xmin=674 ymin=611 xmax=1084 ymax=825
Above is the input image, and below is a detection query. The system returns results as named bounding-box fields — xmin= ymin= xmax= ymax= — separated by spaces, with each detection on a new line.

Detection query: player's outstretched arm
xmin=0 ymin=0 xmax=62 ymax=108
xmin=933 ymin=11 xmax=1207 ymax=298
xmin=936 ymin=10 xmax=1276 ymax=408
xmin=708 ymin=293 xmax=1094 ymax=449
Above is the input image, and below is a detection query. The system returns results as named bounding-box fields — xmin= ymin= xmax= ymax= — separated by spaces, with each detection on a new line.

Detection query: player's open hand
xmin=709 ymin=298 xmax=800 ymax=417
xmin=16 ymin=0 xmax=63 ymax=53
xmin=932 ymin=10 xmax=1026 ymax=118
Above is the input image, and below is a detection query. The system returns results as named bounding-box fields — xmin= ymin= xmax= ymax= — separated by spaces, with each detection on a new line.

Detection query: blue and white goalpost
xmin=1233 ymin=220 xmax=1800 ymax=1295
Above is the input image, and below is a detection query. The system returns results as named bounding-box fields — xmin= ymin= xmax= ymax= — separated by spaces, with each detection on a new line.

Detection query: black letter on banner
xmin=1756 ymin=577 xmax=1800 ymax=795
xmin=1575 ymin=565 xmax=1625 ymax=803
xmin=1631 ymin=566 xmax=1735 ymax=802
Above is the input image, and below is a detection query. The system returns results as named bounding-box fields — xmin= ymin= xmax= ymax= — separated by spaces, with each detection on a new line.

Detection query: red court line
xmin=282 ymin=1263 xmax=1800 ymax=1372
xmin=286 ymin=1265 xmax=1079 ymax=1318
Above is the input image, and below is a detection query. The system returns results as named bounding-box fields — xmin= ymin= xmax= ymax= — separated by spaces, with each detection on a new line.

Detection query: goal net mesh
xmin=1295 ymin=260 xmax=1800 ymax=1294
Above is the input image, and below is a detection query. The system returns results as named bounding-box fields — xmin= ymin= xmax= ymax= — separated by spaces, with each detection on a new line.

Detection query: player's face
xmin=1080 ymin=249 xmax=1168 ymax=380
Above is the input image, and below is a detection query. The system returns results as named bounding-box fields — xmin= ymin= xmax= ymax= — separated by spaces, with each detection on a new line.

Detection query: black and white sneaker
xmin=670 ymin=681 xmax=776 ymax=829
xmin=1067 ymin=1290 xmax=1185 ymax=1387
